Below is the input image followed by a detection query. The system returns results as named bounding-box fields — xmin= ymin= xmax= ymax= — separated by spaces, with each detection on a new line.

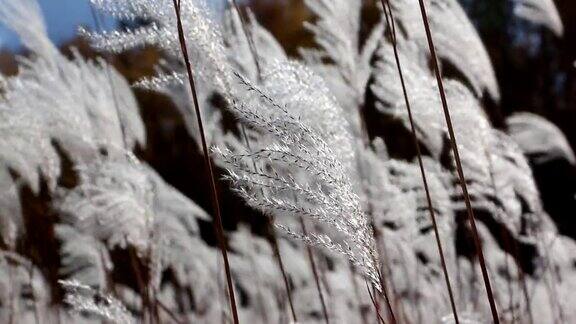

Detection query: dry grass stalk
xmin=227 ymin=1 xmax=299 ymax=320
xmin=171 ymin=1 xmax=240 ymax=323
xmin=415 ymin=0 xmax=500 ymax=322
xmin=377 ymin=0 xmax=460 ymax=322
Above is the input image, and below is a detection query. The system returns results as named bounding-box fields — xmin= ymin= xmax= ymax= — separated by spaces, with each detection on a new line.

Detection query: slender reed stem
xmin=415 ymin=1 xmax=500 ymax=322
xmin=366 ymin=279 xmax=386 ymax=324
xmin=239 ymin=106 xmax=297 ymax=322
xmin=88 ymin=4 xmax=128 ymax=149
xmin=300 ymin=218 xmax=330 ymax=324
xmin=230 ymin=0 xmax=261 ymax=76
xmin=128 ymin=248 xmax=152 ymax=324
xmin=270 ymin=228 xmax=298 ymax=321
xmin=370 ymin=223 xmax=398 ymax=322
xmin=378 ymin=1 xmax=460 ymax=323
xmin=371 ymin=254 xmax=397 ymax=324
xmin=341 ymin=6 xmax=401 ymax=320
xmin=91 ymin=8 xmax=163 ymax=323
xmin=171 ymin=1 xmax=239 ymax=323
xmin=484 ymin=150 xmax=529 ymax=324
xmin=157 ymin=300 xmax=185 ymax=324
xmin=228 ymin=1 xmax=299 ymax=320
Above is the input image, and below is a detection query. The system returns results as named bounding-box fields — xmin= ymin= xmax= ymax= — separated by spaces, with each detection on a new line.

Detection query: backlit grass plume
xmin=215 ymin=61 xmax=381 ymax=289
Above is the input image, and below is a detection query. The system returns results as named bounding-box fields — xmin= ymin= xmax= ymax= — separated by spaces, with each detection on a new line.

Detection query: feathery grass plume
xmin=1 ymin=51 xmax=144 ymax=156
xmin=144 ymin=163 xmax=215 ymax=292
xmin=377 ymin=45 xmax=543 ymax=243
xmin=359 ymin=145 xmax=460 ymax=321
xmin=0 ymin=0 xmax=58 ymax=60
xmin=388 ymin=0 xmax=499 ymax=101
xmin=87 ymin=0 xmax=230 ymax=92
xmin=368 ymin=5 xmax=554 ymax=318
xmin=0 ymin=169 xmax=21 ymax=249
xmin=372 ymin=40 xmax=446 ymax=157
xmin=54 ymin=150 xmax=220 ymax=312
xmin=223 ymin=5 xmax=304 ymax=321
xmin=0 ymin=0 xmax=144 ymax=250
xmin=357 ymin=145 xmax=417 ymax=232
xmin=300 ymin=0 xmax=384 ymax=135
xmin=0 ymin=0 xmax=61 ymax=192
xmin=357 ymin=141 xmax=453 ymax=245
xmin=0 ymin=86 xmax=58 ymax=193
xmin=507 ymin=112 xmax=576 ymax=166
xmin=227 ymin=0 xmax=262 ymax=76
xmin=55 ymin=150 xmax=212 ymax=264
xmin=375 ymin=5 xmax=463 ymax=320
xmin=223 ymin=6 xmax=287 ymax=82
xmin=88 ymin=0 xmax=239 ymax=152
xmin=56 ymin=225 xmax=112 ymax=289
xmin=373 ymin=38 xmax=539 ymax=227
xmin=385 ymin=159 xmax=453 ymax=237
xmin=215 ymin=61 xmax=381 ymax=290
xmin=371 ymin=17 xmax=543 ymax=319
xmin=465 ymin=131 xmax=544 ymax=230
xmin=55 ymin=153 xmax=154 ymax=254
xmin=59 ymin=279 xmax=134 ymax=324
xmin=512 ymin=0 xmax=564 ymax=36
xmin=0 ymin=0 xmax=144 ymax=156
xmin=0 ymin=25 xmax=142 ymax=176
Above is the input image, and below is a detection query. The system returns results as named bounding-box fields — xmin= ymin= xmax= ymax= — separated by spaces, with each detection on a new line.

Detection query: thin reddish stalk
xmin=300 ymin=218 xmax=330 ymax=324
xmin=370 ymin=223 xmax=398 ymax=322
xmin=377 ymin=1 xmax=460 ymax=323
xmin=270 ymin=230 xmax=298 ymax=321
xmin=88 ymin=4 xmax=128 ymax=149
xmin=345 ymin=9 xmax=401 ymax=322
xmin=362 ymin=150 xmax=399 ymax=321
xmin=372 ymin=254 xmax=397 ymax=324
xmin=485 ymin=151 xmax=531 ymax=324
xmin=366 ymin=279 xmax=387 ymax=324
xmin=230 ymin=0 xmax=262 ymax=76
xmin=93 ymin=11 xmax=157 ymax=321
xmin=311 ymin=2 xmax=401 ymax=321
xmin=228 ymin=1 xmax=298 ymax=320
xmin=508 ymin=234 xmax=534 ymax=324
xmin=171 ymin=1 xmax=239 ymax=323
xmin=157 ymin=300 xmax=185 ymax=324
xmin=415 ymin=1 xmax=500 ymax=322
xmin=128 ymin=248 xmax=153 ymax=324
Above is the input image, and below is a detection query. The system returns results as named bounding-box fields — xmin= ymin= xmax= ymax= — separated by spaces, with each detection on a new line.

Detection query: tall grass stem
xmin=378 ymin=1 xmax=460 ymax=322
xmin=416 ymin=1 xmax=500 ymax=322
xmin=172 ymin=1 xmax=240 ymax=323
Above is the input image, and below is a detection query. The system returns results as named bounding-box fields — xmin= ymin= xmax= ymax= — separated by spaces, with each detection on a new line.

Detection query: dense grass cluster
xmin=0 ymin=0 xmax=574 ymax=323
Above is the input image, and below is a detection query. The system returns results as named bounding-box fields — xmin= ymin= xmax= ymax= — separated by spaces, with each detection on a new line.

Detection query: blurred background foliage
xmin=0 ymin=0 xmax=575 ymax=238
